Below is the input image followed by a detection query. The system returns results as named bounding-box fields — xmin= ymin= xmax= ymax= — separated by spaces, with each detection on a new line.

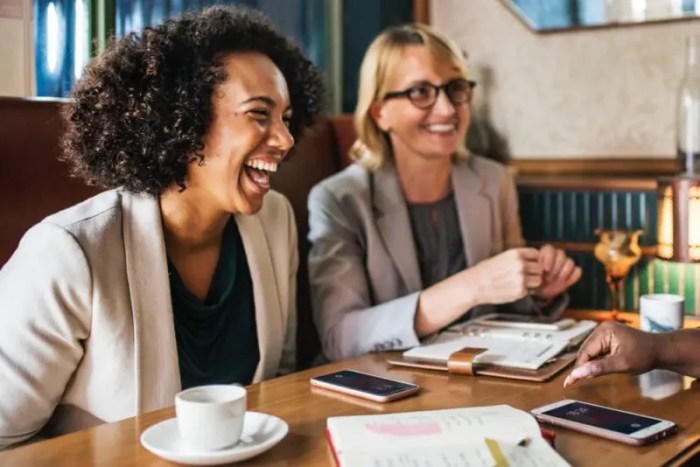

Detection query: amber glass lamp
xmin=594 ymin=229 xmax=642 ymax=321
xmin=657 ymin=177 xmax=700 ymax=263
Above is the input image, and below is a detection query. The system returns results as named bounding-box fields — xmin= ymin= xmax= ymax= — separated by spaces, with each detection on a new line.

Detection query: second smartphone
xmin=531 ymin=399 xmax=677 ymax=446
xmin=310 ymin=369 xmax=420 ymax=403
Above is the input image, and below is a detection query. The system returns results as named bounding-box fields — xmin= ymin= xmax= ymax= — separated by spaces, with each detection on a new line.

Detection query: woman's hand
xmin=535 ymin=244 xmax=581 ymax=301
xmin=564 ymin=322 xmax=661 ymax=386
xmin=470 ymin=247 xmax=543 ymax=305
xmin=415 ymin=248 xmax=542 ymax=337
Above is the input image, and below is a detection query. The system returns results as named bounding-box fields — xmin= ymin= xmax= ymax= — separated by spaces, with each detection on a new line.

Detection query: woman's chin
xmin=231 ymin=176 xmax=269 ymax=215
xmin=415 ymin=141 xmax=460 ymax=160
xmin=419 ymin=147 xmax=458 ymax=161
xmin=233 ymin=192 xmax=265 ymax=215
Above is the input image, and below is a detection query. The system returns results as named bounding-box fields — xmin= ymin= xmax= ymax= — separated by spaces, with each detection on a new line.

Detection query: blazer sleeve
xmin=308 ymin=184 xmax=421 ymax=362
xmin=497 ymin=167 xmax=569 ymax=318
xmin=0 ymin=223 xmax=92 ymax=450
xmin=278 ymin=197 xmax=298 ymax=375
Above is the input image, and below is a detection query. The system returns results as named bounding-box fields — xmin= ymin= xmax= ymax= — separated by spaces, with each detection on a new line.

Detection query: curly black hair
xmin=63 ymin=5 xmax=325 ymax=194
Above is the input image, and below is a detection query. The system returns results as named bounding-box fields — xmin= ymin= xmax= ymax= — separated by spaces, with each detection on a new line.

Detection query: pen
xmin=518 ymin=436 xmax=531 ymax=447
xmin=484 ymin=438 xmax=508 ymax=467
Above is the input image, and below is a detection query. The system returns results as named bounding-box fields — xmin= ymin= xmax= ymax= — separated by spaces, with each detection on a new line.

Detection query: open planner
xmin=326 ymin=405 xmax=570 ymax=467
xmin=390 ymin=318 xmax=597 ymax=381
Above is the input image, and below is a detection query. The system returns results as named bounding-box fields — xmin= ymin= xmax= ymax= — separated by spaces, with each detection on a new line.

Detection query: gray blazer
xmin=308 ymin=156 xmax=565 ymax=361
xmin=0 ymin=189 xmax=297 ymax=449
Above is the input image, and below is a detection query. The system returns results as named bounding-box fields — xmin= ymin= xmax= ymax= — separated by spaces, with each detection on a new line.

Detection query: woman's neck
xmin=159 ymin=186 xmax=230 ymax=253
xmin=393 ymin=151 xmax=452 ymax=204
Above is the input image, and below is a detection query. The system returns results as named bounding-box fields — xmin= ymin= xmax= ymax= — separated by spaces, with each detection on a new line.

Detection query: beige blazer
xmin=308 ymin=156 xmax=566 ymax=362
xmin=0 ymin=189 xmax=297 ymax=449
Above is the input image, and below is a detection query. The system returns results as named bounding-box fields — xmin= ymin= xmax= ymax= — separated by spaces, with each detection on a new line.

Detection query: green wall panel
xmin=518 ymin=188 xmax=698 ymax=316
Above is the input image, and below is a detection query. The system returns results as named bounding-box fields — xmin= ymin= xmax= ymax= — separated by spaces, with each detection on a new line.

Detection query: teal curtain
xmin=34 ymin=0 xmax=414 ymax=105
xmin=35 ymin=0 xmax=90 ymax=97
xmin=341 ymin=0 xmax=412 ymax=112
xmin=34 ymin=0 xmax=331 ymax=97
xmin=114 ymin=0 xmax=331 ymax=71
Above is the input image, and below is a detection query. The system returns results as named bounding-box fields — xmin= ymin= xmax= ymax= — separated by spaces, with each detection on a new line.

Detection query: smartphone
xmin=310 ymin=370 xmax=420 ymax=403
xmin=531 ymin=399 xmax=677 ymax=446
xmin=475 ymin=313 xmax=575 ymax=331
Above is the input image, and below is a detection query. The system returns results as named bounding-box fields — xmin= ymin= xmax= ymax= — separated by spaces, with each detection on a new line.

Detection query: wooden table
xmin=1 ymin=353 xmax=698 ymax=466
xmin=563 ymin=309 xmax=700 ymax=329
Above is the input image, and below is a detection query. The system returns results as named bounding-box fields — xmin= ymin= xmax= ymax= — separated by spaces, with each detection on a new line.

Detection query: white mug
xmin=639 ymin=294 xmax=684 ymax=333
xmin=175 ymin=384 xmax=247 ymax=450
xmin=639 ymin=369 xmax=683 ymax=400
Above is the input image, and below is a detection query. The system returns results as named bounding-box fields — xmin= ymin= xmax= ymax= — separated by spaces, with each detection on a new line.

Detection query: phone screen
xmin=313 ymin=370 xmax=416 ymax=396
xmin=542 ymin=401 xmax=661 ymax=434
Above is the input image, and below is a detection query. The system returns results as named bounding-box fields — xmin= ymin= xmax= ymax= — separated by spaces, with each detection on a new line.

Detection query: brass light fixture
xmin=657 ymin=176 xmax=700 ymax=262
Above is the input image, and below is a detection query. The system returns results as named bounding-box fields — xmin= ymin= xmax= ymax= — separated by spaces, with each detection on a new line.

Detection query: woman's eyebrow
xmin=241 ymin=95 xmax=276 ymax=106
xmin=401 ymin=76 xmax=464 ymax=87
xmin=401 ymin=79 xmax=432 ymax=87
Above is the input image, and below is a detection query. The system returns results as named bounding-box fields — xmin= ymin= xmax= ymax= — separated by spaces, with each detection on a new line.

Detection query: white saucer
xmin=140 ymin=411 xmax=288 ymax=465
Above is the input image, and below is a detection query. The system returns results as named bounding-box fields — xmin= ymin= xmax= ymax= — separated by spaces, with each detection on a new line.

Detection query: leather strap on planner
xmin=446 ymin=347 xmax=488 ymax=375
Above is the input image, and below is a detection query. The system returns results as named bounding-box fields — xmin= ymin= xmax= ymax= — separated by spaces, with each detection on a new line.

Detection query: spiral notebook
xmin=388 ymin=320 xmax=596 ymax=381
xmin=325 ymin=405 xmax=570 ymax=466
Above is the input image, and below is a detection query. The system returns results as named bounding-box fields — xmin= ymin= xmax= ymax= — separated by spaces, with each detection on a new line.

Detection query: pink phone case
xmin=310 ymin=371 xmax=420 ymax=403
xmin=533 ymin=401 xmax=677 ymax=446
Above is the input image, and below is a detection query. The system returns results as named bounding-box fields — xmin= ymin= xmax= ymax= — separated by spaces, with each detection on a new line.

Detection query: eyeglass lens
xmin=409 ymin=79 xmax=472 ymax=108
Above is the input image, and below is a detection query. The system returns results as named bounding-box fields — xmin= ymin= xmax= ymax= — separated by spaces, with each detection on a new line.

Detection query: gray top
xmin=407 ymin=192 xmax=466 ymax=288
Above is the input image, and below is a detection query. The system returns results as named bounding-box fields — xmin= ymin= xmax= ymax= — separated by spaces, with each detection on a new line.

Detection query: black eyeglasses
xmin=383 ymin=78 xmax=476 ymax=109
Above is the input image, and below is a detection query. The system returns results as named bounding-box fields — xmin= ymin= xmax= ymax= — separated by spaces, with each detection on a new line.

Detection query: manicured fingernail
xmin=563 ymin=375 xmax=572 ymax=387
xmin=570 ymin=365 xmax=590 ymax=379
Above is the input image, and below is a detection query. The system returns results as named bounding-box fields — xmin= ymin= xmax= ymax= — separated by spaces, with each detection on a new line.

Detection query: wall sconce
xmin=657 ymin=176 xmax=700 ymax=262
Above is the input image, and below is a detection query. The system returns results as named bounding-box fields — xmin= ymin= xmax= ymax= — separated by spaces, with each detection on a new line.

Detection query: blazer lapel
xmin=121 ymin=191 xmax=180 ymax=413
xmin=452 ymin=160 xmax=492 ymax=267
xmin=235 ymin=213 xmax=282 ymax=382
xmin=373 ymin=165 xmax=422 ymax=291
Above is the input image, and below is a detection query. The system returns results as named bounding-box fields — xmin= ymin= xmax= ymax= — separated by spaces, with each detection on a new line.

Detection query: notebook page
xmin=402 ymin=335 xmax=568 ymax=369
xmin=337 ymin=440 xmax=569 ymax=467
xmin=328 ymin=406 xmax=539 ymax=451
xmin=446 ymin=321 xmax=597 ymax=346
xmin=336 ymin=444 xmax=499 ymax=467
xmin=501 ymin=438 xmax=570 ymax=467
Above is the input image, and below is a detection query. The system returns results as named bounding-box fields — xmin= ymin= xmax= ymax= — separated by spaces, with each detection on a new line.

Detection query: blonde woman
xmin=307 ymin=24 xmax=581 ymax=362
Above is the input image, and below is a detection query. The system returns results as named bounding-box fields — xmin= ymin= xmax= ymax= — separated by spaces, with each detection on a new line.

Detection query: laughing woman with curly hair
xmin=0 ymin=5 xmax=323 ymax=448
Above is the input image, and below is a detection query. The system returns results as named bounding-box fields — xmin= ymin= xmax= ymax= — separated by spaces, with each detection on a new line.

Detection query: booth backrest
xmin=0 ymin=97 xmax=356 ymax=368
xmin=270 ymin=114 xmax=356 ymax=366
xmin=0 ymin=98 xmax=100 ymax=267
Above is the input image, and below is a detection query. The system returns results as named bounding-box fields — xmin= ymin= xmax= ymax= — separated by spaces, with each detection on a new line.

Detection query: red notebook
xmin=324 ymin=405 xmax=567 ymax=466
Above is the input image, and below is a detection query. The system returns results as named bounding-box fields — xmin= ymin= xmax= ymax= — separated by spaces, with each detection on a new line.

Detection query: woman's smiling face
xmin=372 ymin=45 xmax=470 ymax=163
xmin=187 ymin=51 xmax=294 ymax=215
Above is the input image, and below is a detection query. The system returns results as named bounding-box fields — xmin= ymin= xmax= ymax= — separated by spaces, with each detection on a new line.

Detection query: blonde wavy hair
xmin=350 ymin=23 xmax=470 ymax=172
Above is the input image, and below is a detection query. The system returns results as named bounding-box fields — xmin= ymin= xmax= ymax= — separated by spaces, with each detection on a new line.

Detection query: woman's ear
xmin=370 ymin=101 xmax=390 ymax=132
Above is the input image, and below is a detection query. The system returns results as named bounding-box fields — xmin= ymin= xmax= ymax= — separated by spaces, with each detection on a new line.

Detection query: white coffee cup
xmin=639 ymin=369 xmax=683 ymax=400
xmin=639 ymin=294 xmax=684 ymax=333
xmin=175 ymin=384 xmax=247 ymax=451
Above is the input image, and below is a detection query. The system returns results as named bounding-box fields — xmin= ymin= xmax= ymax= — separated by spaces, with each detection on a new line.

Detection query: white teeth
xmin=244 ymin=160 xmax=278 ymax=173
xmin=426 ymin=123 xmax=456 ymax=133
